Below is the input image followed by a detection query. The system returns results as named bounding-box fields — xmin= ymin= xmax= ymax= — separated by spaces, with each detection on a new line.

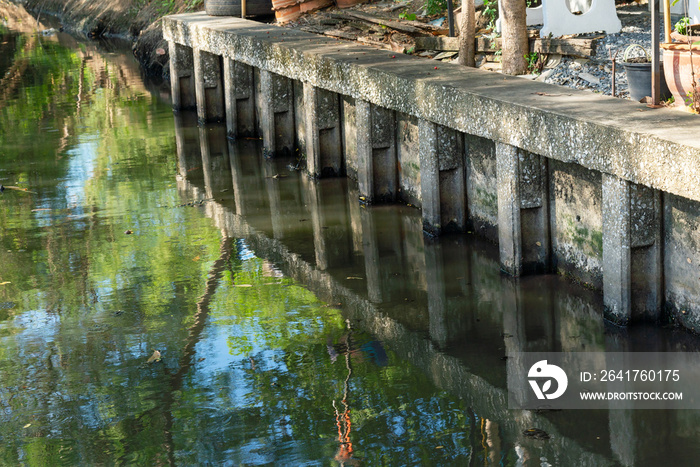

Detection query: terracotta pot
xmin=299 ymin=0 xmax=332 ymax=12
xmin=271 ymin=0 xmax=296 ymax=9
xmin=670 ymin=28 xmax=700 ymax=45
xmin=661 ymin=42 xmax=700 ymax=106
xmin=274 ymin=3 xmax=301 ymax=22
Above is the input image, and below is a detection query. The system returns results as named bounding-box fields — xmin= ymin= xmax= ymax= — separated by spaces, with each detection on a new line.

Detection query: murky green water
xmin=3 ymin=16 xmax=700 ymax=467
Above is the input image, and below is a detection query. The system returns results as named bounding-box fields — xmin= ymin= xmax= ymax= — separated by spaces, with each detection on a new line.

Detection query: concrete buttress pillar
xmin=356 ymin=99 xmax=396 ymax=204
xmin=193 ymin=49 xmax=225 ymax=123
xmin=496 ymin=142 xmax=522 ymax=276
xmin=259 ymin=70 xmax=295 ymax=157
xmin=518 ymin=150 xmax=550 ymax=274
xmin=418 ymin=120 xmax=440 ymax=235
xmin=168 ymin=42 xmax=196 ymax=111
xmin=602 ymin=173 xmax=632 ymax=325
xmin=418 ymin=119 xmax=466 ymax=236
xmin=630 ymin=185 xmax=662 ymax=321
xmin=303 ymin=82 xmax=342 ymax=178
xmin=223 ymin=58 xmax=256 ymax=138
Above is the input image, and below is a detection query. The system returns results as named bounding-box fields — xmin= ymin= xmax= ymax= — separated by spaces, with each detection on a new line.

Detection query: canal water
xmin=2 ymin=12 xmax=700 ymax=466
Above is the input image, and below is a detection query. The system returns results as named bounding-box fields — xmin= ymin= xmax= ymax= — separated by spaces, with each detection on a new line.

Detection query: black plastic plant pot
xmin=205 ymin=0 xmax=273 ymax=16
xmin=622 ymin=61 xmax=672 ymax=102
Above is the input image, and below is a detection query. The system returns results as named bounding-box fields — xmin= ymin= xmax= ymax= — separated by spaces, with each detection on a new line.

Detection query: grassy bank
xmin=14 ymin=0 xmax=205 ymax=77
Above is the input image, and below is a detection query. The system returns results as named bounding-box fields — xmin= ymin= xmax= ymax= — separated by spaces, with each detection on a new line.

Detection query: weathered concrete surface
xmin=496 ymin=142 xmax=522 ymax=276
xmin=259 ymin=69 xmax=295 ymax=157
xmin=549 ymin=159 xmax=603 ymax=289
xmin=437 ymin=125 xmax=466 ymax=232
xmin=519 ymin=150 xmax=550 ymax=274
xmin=303 ymin=83 xmax=342 ymax=177
xmin=193 ymin=48 xmax=225 ymax=122
xmin=465 ymin=134 xmax=498 ymax=242
xmin=356 ymin=100 xmax=397 ymax=203
xmin=168 ymin=41 xmax=196 ymax=110
xmin=341 ymin=96 xmax=358 ymax=179
xmin=396 ymin=112 xmax=421 ymax=208
xmin=630 ymin=184 xmax=663 ymax=322
xmin=418 ymin=119 xmax=440 ymax=235
xmin=664 ymin=194 xmax=700 ymax=333
xmin=602 ymin=174 xmax=631 ymax=325
xmin=164 ymin=13 xmax=700 ymax=204
xmin=223 ymin=58 xmax=255 ymax=138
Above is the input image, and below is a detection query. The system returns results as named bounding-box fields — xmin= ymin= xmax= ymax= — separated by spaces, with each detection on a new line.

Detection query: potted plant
xmin=621 ymin=44 xmax=671 ymax=102
xmin=661 ymin=15 xmax=700 ymax=111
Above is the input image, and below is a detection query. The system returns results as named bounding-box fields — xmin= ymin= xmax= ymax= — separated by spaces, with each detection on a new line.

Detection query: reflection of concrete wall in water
xmin=164 ymin=14 xmax=700 ymax=333
xmin=175 ymin=128 xmax=700 ymax=465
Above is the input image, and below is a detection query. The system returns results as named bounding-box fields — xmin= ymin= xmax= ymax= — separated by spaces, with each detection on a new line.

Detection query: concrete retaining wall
xmin=164 ymin=13 xmax=700 ymax=331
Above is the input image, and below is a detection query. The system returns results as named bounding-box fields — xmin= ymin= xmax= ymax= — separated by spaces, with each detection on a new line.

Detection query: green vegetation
xmin=423 ymin=0 xmax=447 ymax=16
xmin=483 ymin=0 xmax=498 ymax=30
xmin=524 ymin=51 xmax=539 ymax=73
xmin=675 ymin=16 xmax=691 ymax=35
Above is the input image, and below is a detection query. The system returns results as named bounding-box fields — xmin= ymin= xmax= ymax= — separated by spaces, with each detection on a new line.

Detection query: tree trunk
xmin=457 ymin=0 xmax=476 ymax=67
xmin=500 ymin=0 xmax=528 ymax=75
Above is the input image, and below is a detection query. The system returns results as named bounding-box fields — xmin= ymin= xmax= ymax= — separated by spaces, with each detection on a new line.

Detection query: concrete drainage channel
xmin=163 ymin=12 xmax=700 ymax=332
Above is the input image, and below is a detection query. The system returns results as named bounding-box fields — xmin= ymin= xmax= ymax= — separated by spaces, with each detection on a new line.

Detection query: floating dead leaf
xmin=346 ymin=276 xmax=363 ymax=280
xmin=124 ymin=230 xmax=133 ymax=235
xmin=435 ymin=445 xmax=444 ymax=449
xmin=23 ymin=423 xmax=31 ymax=429
xmin=536 ymin=241 xmax=542 ymax=247
xmin=192 ymin=255 xmax=200 ymax=261
xmin=147 ymin=350 xmax=162 ymax=363
xmin=155 ymin=47 xmax=166 ymax=55
xmin=31 ymin=208 xmax=51 ymax=212
xmin=0 ymin=282 xmax=10 ymax=286
xmin=235 ymin=284 xmax=253 ymax=287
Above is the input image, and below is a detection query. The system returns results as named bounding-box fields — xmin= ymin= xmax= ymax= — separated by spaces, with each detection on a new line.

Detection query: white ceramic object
xmin=541 ymin=0 xmax=621 ymax=37
xmin=495 ymin=0 xmax=545 ymax=31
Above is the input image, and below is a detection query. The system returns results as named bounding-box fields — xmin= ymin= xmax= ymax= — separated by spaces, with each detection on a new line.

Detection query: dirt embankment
xmin=13 ymin=0 xmax=201 ymax=78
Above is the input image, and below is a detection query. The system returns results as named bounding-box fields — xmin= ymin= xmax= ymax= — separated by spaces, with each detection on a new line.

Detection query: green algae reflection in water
xmin=0 ymin=26 xmax=477 ymax=465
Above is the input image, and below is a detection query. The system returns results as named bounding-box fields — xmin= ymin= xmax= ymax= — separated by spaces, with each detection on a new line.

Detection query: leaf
xmin=0 ymin=282 xmax=10 ymax=286
xmin=542 ymin=379 xmax=552 ymax=393
xmin=147 ymin=350 xmax=161 ymax=363
xmin=23 ymin=423 xmax=31 ymax=429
